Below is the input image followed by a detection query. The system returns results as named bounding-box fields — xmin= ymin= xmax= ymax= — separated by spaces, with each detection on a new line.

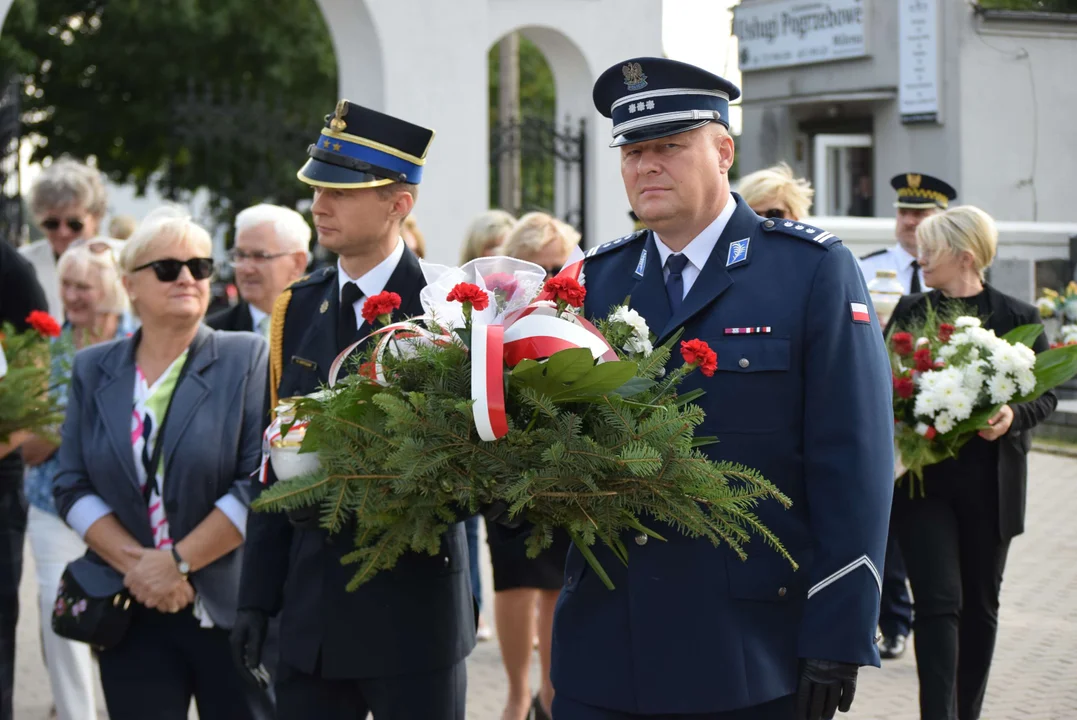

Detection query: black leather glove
xmin=482 ymin=500 xmax=526 ymax=529
xmin=796 ymin=658 xmax=858 ymax=720
xmin=230 ymin=608 xmax=269 ymax=676
xmin=286 ymin=505 xmax=321 ymax=530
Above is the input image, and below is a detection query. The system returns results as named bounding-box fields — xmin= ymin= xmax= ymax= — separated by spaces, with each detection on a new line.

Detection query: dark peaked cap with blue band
xmin=298 ymin=100 xmax=435 ymax=189
xmin=593 ymin=57 xmax=741 ymax=148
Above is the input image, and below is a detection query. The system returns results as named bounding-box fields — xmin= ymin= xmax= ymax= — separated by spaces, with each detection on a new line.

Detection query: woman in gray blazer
xmin=53 ymin=208 xmax=267 ymax=720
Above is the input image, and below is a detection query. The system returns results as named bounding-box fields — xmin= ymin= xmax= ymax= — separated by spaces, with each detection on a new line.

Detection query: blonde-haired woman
xmin=460 ymin=209 xmax=515 ymax=264
xmin=736 ymin=162 xmax=814 ymax=222
xmin=53 ymin=207 xmax=268 ymax=720
xmin=885 ymin=205 xmax=1057 ymax=720
xmin=22 ymin=245 xmax=133 ymax=720
xmin=402 ymin=214 xmax=426 ymax=259
xmin=492 ymin=211 xmax=579 ymax=720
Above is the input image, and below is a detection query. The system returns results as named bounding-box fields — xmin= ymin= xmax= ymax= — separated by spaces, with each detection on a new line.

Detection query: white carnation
xmin=956 ymin=316 xmax=982 ymax=328
xmin=624 ymin=335 xmax=654 ymax=357
xmin=609 ymin=306 xmax=650 ymax=337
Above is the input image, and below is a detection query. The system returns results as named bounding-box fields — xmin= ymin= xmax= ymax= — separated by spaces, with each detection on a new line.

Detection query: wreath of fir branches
xmin=254 ymin=317 xmax=796 ymax=590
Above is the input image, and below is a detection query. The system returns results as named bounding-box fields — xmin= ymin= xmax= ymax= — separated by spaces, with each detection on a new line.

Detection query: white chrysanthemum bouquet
xmin=889 ymin=307 xmax=1077 ymax=492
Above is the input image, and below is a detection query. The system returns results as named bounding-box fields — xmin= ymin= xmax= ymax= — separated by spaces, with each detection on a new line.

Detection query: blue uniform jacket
xmin=550 ymin=195 xmax=895 ymax=714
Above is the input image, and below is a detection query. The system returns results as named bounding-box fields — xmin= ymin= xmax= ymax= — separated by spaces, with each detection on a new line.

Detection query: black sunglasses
xmin=543 ymin=264 xmax=563 ymax=278
xmin=42 ymin=217 xmax=85 ymax=232
xmin=762 ymin=208 xmax=787 ymax=220
xmin=133 ymin=257 xmax=215 ymax=282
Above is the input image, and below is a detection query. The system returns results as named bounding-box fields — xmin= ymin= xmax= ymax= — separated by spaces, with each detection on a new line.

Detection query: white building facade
xmin=733 ymin=0 xmax=1077 ymax=225
xmin=0 ymin=0 xmax=664 ymax=265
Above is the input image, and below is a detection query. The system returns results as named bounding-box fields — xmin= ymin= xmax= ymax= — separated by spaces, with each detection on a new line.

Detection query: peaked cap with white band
xmin=593 ymin=57 xmax=741 ymax=148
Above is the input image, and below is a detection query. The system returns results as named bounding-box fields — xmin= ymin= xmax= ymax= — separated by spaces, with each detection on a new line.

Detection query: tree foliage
xmin=0 ymin=0 xmax=337 ymax=221
xmin=978 ymin=0 xmax=1077 ymax=10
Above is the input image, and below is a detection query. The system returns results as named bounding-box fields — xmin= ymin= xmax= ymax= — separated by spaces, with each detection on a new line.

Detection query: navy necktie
xmin=665 ymin=254 xmax=690 ymax=314
xmin=338 ymin=281 xmax=362 ymax=351
xmin=909 ymin=260 xmax=922 ymax=294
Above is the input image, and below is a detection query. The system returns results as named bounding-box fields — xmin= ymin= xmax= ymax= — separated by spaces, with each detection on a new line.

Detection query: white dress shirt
xmin=653 ymin=194 xmax=737 ymax=299
xmin=857 ymin=243 xmax=931 ymax=294
xmin=337 ymin=238 xmax=405 ymax=330
xmin=248 ymin=304 xmax=270 ymax=337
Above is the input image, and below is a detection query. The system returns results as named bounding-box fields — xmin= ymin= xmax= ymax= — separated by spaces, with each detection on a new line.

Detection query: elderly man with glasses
xmin=20 ymin=158 xmax=110 ymax=320
xmin=208 ymin=204 xmax=311 ymax=337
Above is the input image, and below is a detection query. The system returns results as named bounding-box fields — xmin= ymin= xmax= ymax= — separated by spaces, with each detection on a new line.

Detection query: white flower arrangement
xmin=607 ymin=306 xmax=654 ymax=357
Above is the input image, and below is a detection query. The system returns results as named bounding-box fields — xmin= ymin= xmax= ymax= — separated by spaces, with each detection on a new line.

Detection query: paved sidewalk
xmin=13 ymin=451 xmax=1077 ymax=719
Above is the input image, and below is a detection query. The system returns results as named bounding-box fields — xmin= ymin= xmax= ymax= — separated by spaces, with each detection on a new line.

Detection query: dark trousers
xmin=275 ymin=659 xmax=466 ymax=720
xmin=894 ymin=486 xmax=1010 ymax=720
xmin=552 ymin=695 xmax=797 ymax=720
xmin=98 ymin=606 xmax=256 ymax=720
xmin=879 ymin=525 xmax=914 ymax=638
xmin=0 ymin=479 xmax=27 ymax=720
xmin=464 ymin=514 xmax=483 ymax=613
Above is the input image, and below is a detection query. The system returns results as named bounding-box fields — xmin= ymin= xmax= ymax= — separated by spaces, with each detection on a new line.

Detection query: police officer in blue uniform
xmin=550 ymin=58 xmax=895 ymax=720
xmin=229 ymin=101 xmax=475 ymax=719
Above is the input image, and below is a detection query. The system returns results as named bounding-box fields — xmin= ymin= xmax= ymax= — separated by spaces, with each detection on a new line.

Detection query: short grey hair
xmin=29 ymin=158 xmax=108 ymax=218
xmin=461 ymin=209 xmax=516 ymax=264
xmin=56 ymin=244 xmax=129 ymax=316
xmin=119 ymin=206 xmax=213 ymax=274
xmin=235 ymin=204 xmax=312 ymax=256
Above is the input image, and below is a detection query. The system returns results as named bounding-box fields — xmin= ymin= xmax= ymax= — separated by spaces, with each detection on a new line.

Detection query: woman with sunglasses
xmin=736 ymin=161 xmax=814 ymax=223
xmin=490 ymin=211 xmax=580 ymax=720
xmin=53 ymin=207 xmax=268 ymax=720
xmin=21 ymin=158 xmax=110 ymax=320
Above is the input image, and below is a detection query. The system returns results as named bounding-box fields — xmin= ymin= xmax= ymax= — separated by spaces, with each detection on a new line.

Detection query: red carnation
xmin=446 ymin=283 xmax=490 ymax=312
xmin=893 ymin=375 xmax=915 ymax=399
xmin=543 ymin=276 xmax=586 ymax=309
xmin=361 ymin=291 xmax=402 ymax=326
xmin=891 ymin=332 xmax=914 ymax=356
xmin=913 ymin=347 xmax=933 ymax=372
xmin=26 ymin=311 xmax=61 ymax=338
xmin=938 ymin=323 xmax=955 ymax=342
xmin=680 ymin=339 xmax=718 ymax=377
xmin=484 ymin=272 xmax=519 ymax=300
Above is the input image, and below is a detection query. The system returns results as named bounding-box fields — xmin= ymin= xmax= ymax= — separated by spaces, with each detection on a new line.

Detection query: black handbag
xmin=51 ymin=557 xmax=132 ymax=650
xmin=52 ymin=332 xmax=203 ymax=649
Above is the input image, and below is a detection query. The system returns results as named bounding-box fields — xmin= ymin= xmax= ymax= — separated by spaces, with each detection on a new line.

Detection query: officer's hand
xmin=796 ymin=658 xmax=858 ymax=720
xmin=286 ymin=505 xmax=321 ymax=530
xmin=482 ymin=500 xmax=526 ymax=529
xmin=230 ymin=608 xmax=268 ymax=673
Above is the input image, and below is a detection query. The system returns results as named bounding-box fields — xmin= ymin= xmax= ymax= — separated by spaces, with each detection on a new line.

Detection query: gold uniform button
xmin=739 ymin=357 xmax=750 ymax=369
xmin=635 ymin=533 xmax=648 ymax=546
xmin=778 ymin=587 xmax=787 ymax=597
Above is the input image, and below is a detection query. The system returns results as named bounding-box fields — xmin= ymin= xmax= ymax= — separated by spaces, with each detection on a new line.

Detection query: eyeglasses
xmin=761 ymin=208 xmax=788 ymax=220
xmin=227 ymin=249 xmax=291 ymax=265
xmin=42 ymin=217 xmax=85 ymax=233
xmin=133 ymin=258 xmax=215 ymax=282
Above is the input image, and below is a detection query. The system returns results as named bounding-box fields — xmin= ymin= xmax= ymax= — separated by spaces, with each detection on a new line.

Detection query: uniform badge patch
xmin=634 ymin=248 xmax=647 ymax=278
xmin=622 ymin=62 xmax=648 ymax=91
xmin=726 ymin=237 xmax=750 ymax=267
xmin=850 ymin=302 xmax=871 ymax=324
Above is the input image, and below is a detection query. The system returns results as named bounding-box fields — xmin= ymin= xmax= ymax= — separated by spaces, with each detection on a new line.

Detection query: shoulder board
xmin=288 ymin=265 xmax=335 ymax=290
xmin=268 ymin=287 xmax=293 ymax=418
xmin=585 ymin=229 xmax=647 ymax=259
xmin=859 ymin=248 xmax=887 ymax=260
xmin=760 ymin=219 xmax=840 ymax=249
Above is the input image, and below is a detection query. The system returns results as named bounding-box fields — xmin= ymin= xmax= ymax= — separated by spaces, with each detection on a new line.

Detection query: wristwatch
xmin=171 ymin=547 xmax=191 ymax=578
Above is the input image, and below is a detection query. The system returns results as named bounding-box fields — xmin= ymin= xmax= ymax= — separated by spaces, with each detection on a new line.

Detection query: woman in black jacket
xmin=886 ymin=205 xmax=1057 ymax=720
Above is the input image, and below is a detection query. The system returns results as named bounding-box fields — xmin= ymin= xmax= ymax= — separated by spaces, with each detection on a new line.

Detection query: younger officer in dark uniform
xmin=230 ymin=101 xmax=475 ymax=720
xmin=858 ymin=172 xmax=958 ymax=661
xmin=550 ymin=58 xmax=895 ymax=720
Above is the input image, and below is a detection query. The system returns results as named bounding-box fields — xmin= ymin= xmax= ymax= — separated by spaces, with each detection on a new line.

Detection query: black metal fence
xmin=0 ymin=75 xmax=22 ymax=247
xmin=490 ymin=115 xmax=586 ymax=233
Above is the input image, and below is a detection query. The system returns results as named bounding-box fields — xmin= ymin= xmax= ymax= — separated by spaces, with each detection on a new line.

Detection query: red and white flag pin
xmin=850 ymin=302 xmax=870 ymax=324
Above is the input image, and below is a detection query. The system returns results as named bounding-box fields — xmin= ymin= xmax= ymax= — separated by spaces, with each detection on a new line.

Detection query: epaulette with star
xmin=585 ymin=229 xmax=647 ymax=259
xmin=761 ymin=218 xmax=840 ymax=249
xmin=288 ymin=265 xmax=336 ymax=290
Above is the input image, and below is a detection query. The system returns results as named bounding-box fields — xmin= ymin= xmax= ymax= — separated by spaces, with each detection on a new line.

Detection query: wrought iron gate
xmin=490 ymin=116 xmax=586 ymax=233
xmin=0 ymin=75 xmax=22 ymax=247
